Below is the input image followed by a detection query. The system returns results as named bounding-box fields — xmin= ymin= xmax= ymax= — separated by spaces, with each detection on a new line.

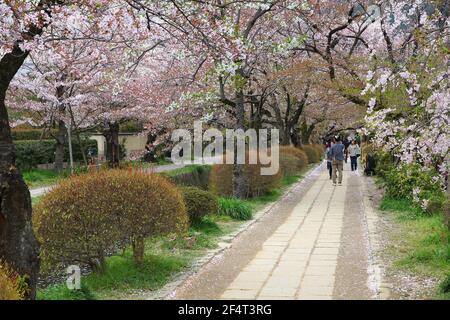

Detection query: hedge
xmin=11 ymin=128 xmax=57 ymax=141
xmin=209 ymin=152 xmax=283 ymax=198
xmin=301 ymin=145 xmax=321 ymax=163
xmin=14 ymin=139 xmax=97 ymax=170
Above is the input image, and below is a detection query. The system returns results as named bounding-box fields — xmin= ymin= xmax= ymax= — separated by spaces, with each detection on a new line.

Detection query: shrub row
xmin=11 ymin=128 xmax=57 ymax=141
xmin=14 ymin=139 xmax=97 ymax=170
xmin=34 ymin=170 xmax=188 ymax=269
xmin=209 ymin=156 xmax=283 ymax=198
xmin=279 ymin=146 xmax=309 ymax=177
xmin=301 ymin=145 xmax=322 ymax=164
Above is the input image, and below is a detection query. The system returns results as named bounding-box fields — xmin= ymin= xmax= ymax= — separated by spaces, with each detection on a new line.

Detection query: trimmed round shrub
xmin=279 ymin=153 xmax=304 ymax=177
xmin=180 ymin=186 xmax=219 ymax=222
xmin=34 ymin=170 xmax=188 ymax=269
xmin=0 ymin=262 xmax=25 ymax=300
xmin=312 ymin=144 xmax=325 ymax=160
xmin=209 ymin=152 xmax=283 ymax=198
xmin=301 ymin=145 xmax=321 ymax=163
xmin=279 ymin=146 xmax=308 ymax=171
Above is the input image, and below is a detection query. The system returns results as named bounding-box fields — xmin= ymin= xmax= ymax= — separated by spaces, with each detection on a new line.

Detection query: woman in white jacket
xmin=348 ymin=140 xmax=361 ymax=171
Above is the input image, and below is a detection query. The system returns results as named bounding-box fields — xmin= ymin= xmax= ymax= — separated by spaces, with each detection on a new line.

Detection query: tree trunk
xmin=54 ymin=120 xmax=66 ymax=171
xmin=75 ymin=132 xmax=88 ymax=167
xmin=105 ymin=122 xmax=120 ymax=168
xmin=132 ymin=237 xmax=145 ymax=264
xmin=233 ymin=86 xmax=246 ymax=199
xmin=280 ymin=127 xmax=291 ymax=146
xmin=0 ymin=44 xmax=40 ymax=300
xmin=291 ymin=127 xmax=302 ymax=148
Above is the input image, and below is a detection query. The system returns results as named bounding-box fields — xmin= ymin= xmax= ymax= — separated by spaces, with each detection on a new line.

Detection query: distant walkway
xmin=170 ymin=162 xmax=381 ymax=300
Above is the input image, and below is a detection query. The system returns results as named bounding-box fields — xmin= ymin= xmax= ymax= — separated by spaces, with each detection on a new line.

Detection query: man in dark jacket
xmin=330 ymin=137 xmax=345 ymax=185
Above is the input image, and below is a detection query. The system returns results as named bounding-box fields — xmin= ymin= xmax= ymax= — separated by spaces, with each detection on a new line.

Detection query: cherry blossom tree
xmin=0 ymin=0 xmax=149 ymax=299
xmin=128 ymin=0 xmax=312 ymax=197
xmin=360 ymin=1 xmax=449 ymax=218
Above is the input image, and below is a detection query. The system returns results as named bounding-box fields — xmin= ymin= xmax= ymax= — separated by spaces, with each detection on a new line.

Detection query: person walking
xmin=330 ymin=136 xmax=345 ymax=186
xmin=325 ymin=141 xmax=333 ymax=179
xmin=348 ymin=140 xmax=361 ymax=171
xmin=343 ymin=136 xmax=351 ymax=163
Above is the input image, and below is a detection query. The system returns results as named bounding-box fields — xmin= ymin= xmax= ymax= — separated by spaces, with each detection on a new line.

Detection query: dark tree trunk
xmin=0 ymin=46 xmax=40 ymax=300
xmin=54 ymin=120 xmax=66 ymax=171
xmin=75 ymin=132 xmax=88 ymax=167
xmin=301 ymin=121 xmax=315 ymax=144
xmin=280 ymin=128 xmax=291 ymax=146
xmin=105 ymin=122 xmax=120 ymax=168
xmin=233 ymin=87 xmax=246 ymax=199
xmin=291 ymin=127 xmax=302 ymax=148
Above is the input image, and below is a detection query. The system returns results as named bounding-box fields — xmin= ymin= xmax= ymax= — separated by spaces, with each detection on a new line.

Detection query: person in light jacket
xmin=348 ymin=140 xmax=361 ymax=171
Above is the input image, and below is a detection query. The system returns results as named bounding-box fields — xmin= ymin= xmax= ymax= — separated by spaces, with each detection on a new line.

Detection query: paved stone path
xmin=222 ymin=167 xmax=346 ymax=300
xmin=171 ymin=161 xmax=381 ymax=300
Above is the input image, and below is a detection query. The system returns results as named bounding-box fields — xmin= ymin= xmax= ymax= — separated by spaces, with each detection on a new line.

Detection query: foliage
xmin=23 ymin=168 xmax=62 ymax=188
xmin=380 ymin=197 xmax=450 ymax=291
xmin=311 ymin=144 xmax=324 ymax=160
xmin=14 ymin=139 xmax=97 ymax=170
xmin=38 ymin=251 xmax=188 ymax=300
xmin=279 ymin=153 xmax=304 ymax=177
xmin=218 ymin=198 xmax=253 ymax=221
xmin=163 ymin=165 xmax=211 ymax=190
xmin=11 ymin=128 xmax=57 ymax=141
xmin=14 ymin=140 xmax=55 ymax=171
xmin=301 ymin=145 xmax=321 ymax=164
xmin=180 ymin=186 xmax=219 ymax=222
xmin=383 ymin=163 xmax=446 ymax=214
xmin=33 ymin=170 xmax=188 ymax=270
xmin=209 ymin=160 xmax=283 ymax=198
xmin=440 ymin=274 xmax=450 ymax=295
xmin=279 ymin=146 xmax=308 ymax=168
xmin=0 ymin=261 xmax=25 ymax=300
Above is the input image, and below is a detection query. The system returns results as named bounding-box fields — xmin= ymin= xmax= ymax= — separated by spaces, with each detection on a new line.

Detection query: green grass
xmin=156 ymin=158 xmax=173 ymax=165
xmin=32 ymin=196 xmax=42 ymax=206
xmin=23 ymin=168 xmax=63 ymax=189
xmin=162 ymin=164 xmax=210 ymax=177
xmin=218 ymin=198 xmax=253 ymax=221
xmin=38 ymin=252 xmax=189 ymax=300
xmin=37 ymin=214 xmax=240 ymax=300
xmin=380 ymin=196 xmax=450 ymax=299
